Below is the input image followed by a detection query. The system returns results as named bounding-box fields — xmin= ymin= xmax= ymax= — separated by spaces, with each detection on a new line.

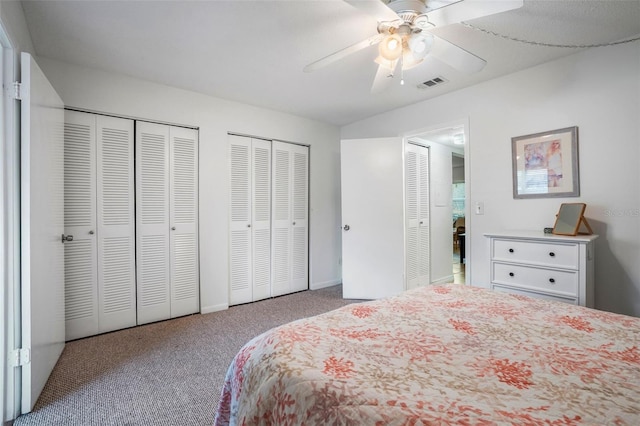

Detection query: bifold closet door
xmin=64 ymin=111 xmax=99 ymax=340
xmin=136 ymin=122 xmax=170 ymax=324
xmin=405 ymin=143 xmax=430 ymax=290
xmin=64 ymin=111 xmax=136 ymax=340
xmin=271 ymin=141 xmax=309 ymax=297
xmin=169 ymin=126 xmax=200 ymax=317
xmin=228 ymin=135 xmax=271 ymax=305
xmin=136 ymin=122 xmax=199 ymax=324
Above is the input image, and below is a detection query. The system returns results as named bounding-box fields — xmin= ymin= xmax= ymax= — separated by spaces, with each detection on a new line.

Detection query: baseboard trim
xmin=310 ymin=279 xmax=341 ymax=290
xmin=431 ymin=275 xmax=454 ymax=285
xmin=201 ymin=303 xmax=229 ymax=314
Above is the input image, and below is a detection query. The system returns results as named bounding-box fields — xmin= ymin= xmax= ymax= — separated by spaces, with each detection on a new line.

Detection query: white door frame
xmin=0 ymin=20 xmax=20 ymax=422
xmin=402 ymin=118 xmax=471 ymax=285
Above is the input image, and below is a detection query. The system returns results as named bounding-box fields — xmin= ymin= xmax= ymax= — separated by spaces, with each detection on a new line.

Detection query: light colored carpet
xmin=14 ymin=285 xmax=361 ymax=425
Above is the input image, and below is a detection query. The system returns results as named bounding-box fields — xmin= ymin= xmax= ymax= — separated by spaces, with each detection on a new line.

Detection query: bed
xmin=214 ymin=284 xmax=640 ymax=425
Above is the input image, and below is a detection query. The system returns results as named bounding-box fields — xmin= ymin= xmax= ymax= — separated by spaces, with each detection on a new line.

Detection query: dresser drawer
xmin=492 ymin=262 xmax=578 ymax=297
xmin=492 ymin=239 xmax=579 ymax=269
xmin=492 ymin=284 xmax=578 ymax=305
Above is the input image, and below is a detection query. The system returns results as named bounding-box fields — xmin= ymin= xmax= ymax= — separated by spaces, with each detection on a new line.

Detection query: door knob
xmin=247 ymin=224 xmax=251 ymax=228
xmin=292 ymin=221 xmax=296 ymax=225
xmin=343 ymin=225 xmax=350 ymax=231
xmin=61 ymin=234 xmax=73 ymax=243
xmin=171 ymin=227 xmax=176 ymax=230
xmin=89 ymin=230 xmax=94 ymax=235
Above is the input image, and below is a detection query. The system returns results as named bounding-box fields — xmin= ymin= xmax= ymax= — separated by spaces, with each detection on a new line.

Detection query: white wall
xmin=342 ymin=41 xmax=640 ymax=317
xmin=37 ymin=57 xmax=342 ymax=314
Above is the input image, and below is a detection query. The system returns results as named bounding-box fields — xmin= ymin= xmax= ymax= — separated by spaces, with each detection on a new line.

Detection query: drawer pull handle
xmin=549 ymin=278 xmax=556 ymax=284
xmin=509 ymin=272 xmax=515 ymax=277
xmin=508 ymin=248 xmax=514 ymax=253
xmin=549 ymin=252 xmax=556 ymax=257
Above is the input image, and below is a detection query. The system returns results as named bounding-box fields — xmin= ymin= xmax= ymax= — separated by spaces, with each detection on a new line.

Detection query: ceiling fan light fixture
xmin=375 ymin=55 xmax=399 ymax=73
xmin=379 ymin=34 xmax=403 ymax=60
xmin=401 ymin=49 xmax=423 ymax=70
xmin=408 ymin=33 xmax=433 ymax=60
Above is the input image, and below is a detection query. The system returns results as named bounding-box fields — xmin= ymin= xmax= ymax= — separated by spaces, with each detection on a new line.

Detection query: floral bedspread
xmin=214 ymin=284 xmax=640 ymax=425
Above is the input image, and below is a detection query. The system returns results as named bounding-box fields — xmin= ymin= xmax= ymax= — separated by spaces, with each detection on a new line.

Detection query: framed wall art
xmin=512 ymin=126 xmax=579 ymax=199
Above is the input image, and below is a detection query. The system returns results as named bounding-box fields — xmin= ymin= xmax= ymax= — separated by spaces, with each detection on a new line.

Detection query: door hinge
xmin=11 ymin=348 xmax=31 ymax=367
xmin=12 ymin=82 xmax=22 ymax=100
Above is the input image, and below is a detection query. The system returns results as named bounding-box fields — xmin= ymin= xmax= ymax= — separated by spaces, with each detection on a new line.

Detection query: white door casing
xmin=340 ymin=138 xmax=405 ymax=299
xmin=20 ymin=52 xmax=65 ymax=414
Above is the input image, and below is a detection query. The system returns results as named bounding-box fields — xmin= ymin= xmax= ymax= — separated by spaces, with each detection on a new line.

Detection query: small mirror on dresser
xmin=552 ymin=203 xmax=593 ymax=236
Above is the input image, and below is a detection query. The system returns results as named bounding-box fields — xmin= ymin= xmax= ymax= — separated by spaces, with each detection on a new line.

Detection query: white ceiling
xmin=20 ymin=0 xmax=640 ymax=127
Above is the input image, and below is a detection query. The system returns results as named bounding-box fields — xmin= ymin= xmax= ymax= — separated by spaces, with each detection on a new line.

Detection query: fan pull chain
xmin=400 ymin=54 xmax=405 ymax=85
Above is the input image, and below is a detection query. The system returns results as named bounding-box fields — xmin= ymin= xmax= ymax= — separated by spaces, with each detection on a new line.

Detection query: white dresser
xmin=484 ymin=231 xmax=598 ymax=307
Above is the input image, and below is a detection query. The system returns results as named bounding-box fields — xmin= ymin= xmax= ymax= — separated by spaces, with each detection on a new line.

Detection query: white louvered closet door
xmin=405 ymin=143 xmax=430 ymax=289
xmin=229 ymin=135 xmax=253 ymax=305
xmin=417 ymin=146 xmax=430 ymax=286
xmin=136 ymin=122 xmax=171 ymax=324
xmin=290 ymin=144 xmax=309 ymax=292
xmin=251 ymin=139 xmax=272 ymax=301
xmin=271 ymin=141 xmax=309 ymax=297
xmin=228 ymin=136 xmax=271 ymax=305
xmin=96 ymin=115 xmax=136 ymax=333
xmin=169 ymin=126 xmax=199 ymax=317
xmin=64 ymin=110 xmax=98 ymax=340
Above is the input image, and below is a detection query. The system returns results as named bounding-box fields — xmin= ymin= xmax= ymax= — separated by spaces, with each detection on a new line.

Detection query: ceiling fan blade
xmin=371 ymin=61 xmax=399 ymax=94
xmin=304 ymin=33 xmax=384 ymax=73
xmin=344 ymin=0 xmax=401 ymax=22
xmin=430 ymin=35 xmax=486 ymax=73
xmin=426 ymin=0 xmax=523 ymax=27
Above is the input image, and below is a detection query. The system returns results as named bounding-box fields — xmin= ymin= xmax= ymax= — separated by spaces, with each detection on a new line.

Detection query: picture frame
xmin=511 ymin=126 xmax=579 ymax=199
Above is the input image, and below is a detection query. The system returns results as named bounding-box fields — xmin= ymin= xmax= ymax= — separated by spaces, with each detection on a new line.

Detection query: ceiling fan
xmin=303 ymin=0 xmax=524 ymax=93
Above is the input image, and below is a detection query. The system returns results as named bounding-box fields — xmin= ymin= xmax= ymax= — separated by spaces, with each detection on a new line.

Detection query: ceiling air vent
xmin=417 ymin=76 xmax=448 ymax=89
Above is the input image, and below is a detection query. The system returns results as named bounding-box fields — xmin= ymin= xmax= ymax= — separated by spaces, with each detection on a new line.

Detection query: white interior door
xmin=97 ymin=115 xmax=136 ymax=332
xmin=405 ymin=143 xmax=430 ymax=290
xmin=63 ymin=110 xmax=98 ymax=340
xmin=271 ymin=141 xmax=309 ymax=297
xmin=417 ymin=145 xmax=430 ymax=286
xmin=271 ymin=142 xmax=292 ymax=297
xmin=136 ymin=121 xmax=170 ymax=325
xmin=251 ymin=138 xmax=271 ymax=301
xmin=341 ymin=138 xmax=405 ymax=299
xmin=20 ymin=52 xmax=65 ymax=414
xmin=289 ymin=144 xmax=308 ymax=292
xmin=169 ymin=126 xmax=199 ymax=317
xmin=228 ymin=135 xmax=253 ymax=305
